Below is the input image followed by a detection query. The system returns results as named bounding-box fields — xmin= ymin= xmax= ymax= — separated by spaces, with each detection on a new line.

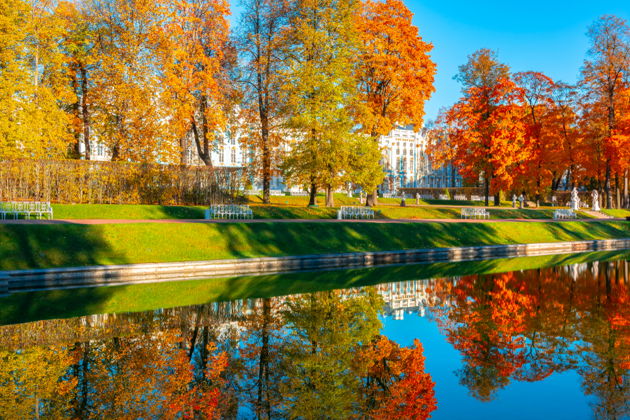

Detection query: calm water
xmin=0 ymin=255 xmax=628 ymax=419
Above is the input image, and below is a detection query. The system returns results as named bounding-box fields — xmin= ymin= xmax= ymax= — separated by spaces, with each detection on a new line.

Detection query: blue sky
xmin=228 ymin=0 xmax=629 ymax=123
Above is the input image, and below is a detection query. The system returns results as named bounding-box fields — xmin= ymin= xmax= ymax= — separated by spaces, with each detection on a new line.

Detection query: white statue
xmin=591 ymin=189 xmax=600 ymax=211
xmin=512 ymin=194 xmax=517 ymax=208
xmin=518 ymin=194 xmax=525 ymax=209
xmin=570 ymin=187 xmax=580 ymax=210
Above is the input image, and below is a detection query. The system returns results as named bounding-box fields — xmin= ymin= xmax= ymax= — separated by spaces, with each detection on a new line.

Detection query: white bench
xmin=289 ymin=191 xmax=308 ymax=196
xmin=0 ymin=201 xmax=53 ymax=220
xmin=205 ymin=204 xmax=253 ymax=220
xmin=337 ymin=206 xmax=375 ymax=220
xmin=461 ymin=208 xmax=490 ymax=219
xmin=553 ymin=209 xmax=576 ymax=220
xmin=453 ymin=195 xmax=467 ymax=201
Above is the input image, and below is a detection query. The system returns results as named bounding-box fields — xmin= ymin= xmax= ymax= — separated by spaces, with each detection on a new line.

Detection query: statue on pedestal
xmin=518 ymin=194 xmax=524 ymax=209
xmin=512 ymin=194 xmax=517 ymax=208
xmin=591 ymin=189 xmax=600 ymax=211
xmin=570 ymin=187 xmax=580 ymax=210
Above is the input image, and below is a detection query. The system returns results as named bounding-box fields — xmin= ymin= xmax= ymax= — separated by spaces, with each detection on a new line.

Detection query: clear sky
xmin=228 ymin=0 xmax=630 ymax=123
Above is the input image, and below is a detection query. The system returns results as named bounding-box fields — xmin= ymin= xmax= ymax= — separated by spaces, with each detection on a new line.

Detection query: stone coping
xmin=1 ymin=238 xmax=629 ymax=295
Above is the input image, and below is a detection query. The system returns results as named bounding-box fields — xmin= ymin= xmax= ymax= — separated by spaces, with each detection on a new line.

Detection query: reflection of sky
xmin=381 ymin=313 xmax=592 ymax=420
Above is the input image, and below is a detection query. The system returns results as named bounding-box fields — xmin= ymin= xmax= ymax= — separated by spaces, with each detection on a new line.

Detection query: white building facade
xmin=82 ymin=125 xmax=462 ymax=194
xmin=378 ymin=126 xmax=463 ymax=195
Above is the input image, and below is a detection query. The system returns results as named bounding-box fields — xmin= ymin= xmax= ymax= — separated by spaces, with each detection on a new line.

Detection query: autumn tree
xmin=88 ymin=0 xmax=179 ymax=162
xmin=282 ymin=0 xmax=360 ymax=207
xmin=549 ymin=82 xmax=582 ymax=190
xmin=579 ymin=15 xmax=630 ymax=208
xmin=354 ymin=0 xmax=436 ymax=206
xmin=513 ymin=71 xmax=558 ymax=205
xmin=0 ymin=0 xmax=73 ymax=160
xmin=161 ymin=0 xmax=233 ymax=167
xmin=56 ymin=0 xmax=99 ymax=159
xmin=236 ymin=0 xmax=290 ymax=203
xmin=432 ymin=49 xmax=526 ymax=206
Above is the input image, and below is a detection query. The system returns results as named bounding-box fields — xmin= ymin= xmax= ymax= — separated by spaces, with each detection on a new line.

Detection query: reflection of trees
xmin=433 ymin=259 xmax=629 ymax=417
xmin=0 ymin=346 xmax=76 ymax=418
xmin=279 ymin=290 xmax=382 ymax=418
xmin=0 ymin=289 xmax=438 ymax=419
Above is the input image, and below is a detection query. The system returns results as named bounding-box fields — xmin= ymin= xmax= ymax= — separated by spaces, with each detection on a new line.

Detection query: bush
xmin=0 ymin=159 xmax=244 ymax=205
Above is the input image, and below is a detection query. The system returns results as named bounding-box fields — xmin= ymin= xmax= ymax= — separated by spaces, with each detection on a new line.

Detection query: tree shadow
xmin=0 ymin=224 xmax=128 ymax=324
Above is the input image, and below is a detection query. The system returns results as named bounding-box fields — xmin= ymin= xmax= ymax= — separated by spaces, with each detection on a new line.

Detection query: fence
xmin=0 ymin=159 xmax=244 ymax=205
xmin=399 ymin=187 xmax=485 ymax=200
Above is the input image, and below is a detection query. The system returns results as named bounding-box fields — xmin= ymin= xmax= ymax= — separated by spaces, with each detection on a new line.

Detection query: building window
xmin=231 ymin=148 xmax=236 ymax=164
xmin=219 ymin=148 xmax=224 ymax=164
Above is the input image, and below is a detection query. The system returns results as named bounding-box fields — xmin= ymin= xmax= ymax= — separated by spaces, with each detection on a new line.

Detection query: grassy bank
xmin=51 ymin=203 xmax=589 ymax=220
xmin=1 ymin=250 xmax=627 ymax=326
xmin=0 ymin=220 xmax=627 ymax=270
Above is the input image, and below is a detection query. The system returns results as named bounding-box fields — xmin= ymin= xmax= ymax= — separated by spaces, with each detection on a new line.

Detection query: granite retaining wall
xmin=2 ymin=238 xmax=629 ymax=294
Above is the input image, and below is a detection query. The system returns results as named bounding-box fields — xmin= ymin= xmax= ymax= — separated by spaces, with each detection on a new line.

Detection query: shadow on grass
xmin=0 ymin=224 xmax=129 ymax=323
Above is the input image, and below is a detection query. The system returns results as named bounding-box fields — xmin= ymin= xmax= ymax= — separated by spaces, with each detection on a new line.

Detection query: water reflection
xmin=0 ymin=259 xmax=628 ymax=419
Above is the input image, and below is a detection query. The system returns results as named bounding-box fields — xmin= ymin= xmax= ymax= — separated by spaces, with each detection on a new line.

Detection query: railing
xmin=205 ymin=205 xmax=253 ymax=220
xmin=461 ymin=208 xmax=490 ymax=219
xmin=0 ymin=201 xmax=53 ymax=220
xmin=337 ymin=206 xmax=375 ymax=220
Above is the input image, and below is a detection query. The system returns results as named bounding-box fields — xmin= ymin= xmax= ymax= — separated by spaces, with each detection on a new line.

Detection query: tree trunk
xmin=190 ymin=96 xmax=213 ymax=167
xmin=325 ymin=184 xmax=334 ymax=207
xmin=308 ymin=181 xmax=317 ymax=206
xmin=604 ymin=161 xmax=612 ymax=209
xmin=484 ymin=175 xmax=490 ymax=206
xmin=366 ymin=190 xmax=377 ymax=207
xmin=80 ymin=66 xmax=91 ymax=160
xmin=624 ymin=169 xmax=629 ymax=209
xmin=260 ymin=110 xmax=271 ymax=205
xmin=494 ymin=192 xmax=500 ymax=207
xmin=615 ymin=174 xmax=620 ymax=209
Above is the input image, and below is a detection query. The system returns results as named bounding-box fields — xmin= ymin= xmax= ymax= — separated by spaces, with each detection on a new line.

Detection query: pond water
xmin=0 ymin=253 xmax=628 ymax=419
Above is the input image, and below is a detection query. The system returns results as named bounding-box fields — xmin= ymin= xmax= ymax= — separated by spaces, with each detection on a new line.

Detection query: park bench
xmin=460 ymin=207 xmax=490 ymax=219
xmin=289 ymin=191 xmax=308 ymax=196
xmin=553 ymin=209 xmax=576 ymax=220
xmin=0 ymin=201 xmax=53 ymax=220
xmin=205 ymin=204 xmax=253 ymax=220
xmin=337 ymin=206 xmax=375 ymax=220
xmin=453 ymin=194 xmax=467 ymax=201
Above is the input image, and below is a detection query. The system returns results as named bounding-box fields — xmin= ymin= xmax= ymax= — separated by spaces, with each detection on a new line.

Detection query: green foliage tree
xmin=282 ymin=0 xmax=361 ymax=207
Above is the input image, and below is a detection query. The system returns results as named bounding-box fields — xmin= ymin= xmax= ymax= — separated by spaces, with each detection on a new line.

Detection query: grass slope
xmin=0 ymin=220 xmax=627 ymax=270
xmin=52 ymin=203 xmax=592 ymax=220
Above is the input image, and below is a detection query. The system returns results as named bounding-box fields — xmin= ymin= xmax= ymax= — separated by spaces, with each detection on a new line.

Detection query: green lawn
xmin=51 ymin=203 xmax=592 ymax=220
xmin=1 ymin=249 xmax=626 ymax=326
xmin=0 ymin=220 xmax=627 ymax=270
xmin=601 ymin=209 xmax=630 ymax=218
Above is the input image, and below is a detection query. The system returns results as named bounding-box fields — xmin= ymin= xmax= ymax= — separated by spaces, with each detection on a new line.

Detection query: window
xmin=231 ymin=148 xmax=237 ymax=164
xmin=219 ymin=148 xmax=224 ymax=164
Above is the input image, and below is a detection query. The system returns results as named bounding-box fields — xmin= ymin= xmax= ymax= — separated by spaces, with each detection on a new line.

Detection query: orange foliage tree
xmin=513 ymin=71 xmax=559 ymax=205
xmin=160 ymin=0 xmax=233 ymax=167
xmin=431 ymin=50 xmax=527 ymax=206
xmin=579 ymin=15 xmax=629 ymax=208
xmin=354 ymin=0 xmax=436 ymax=206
